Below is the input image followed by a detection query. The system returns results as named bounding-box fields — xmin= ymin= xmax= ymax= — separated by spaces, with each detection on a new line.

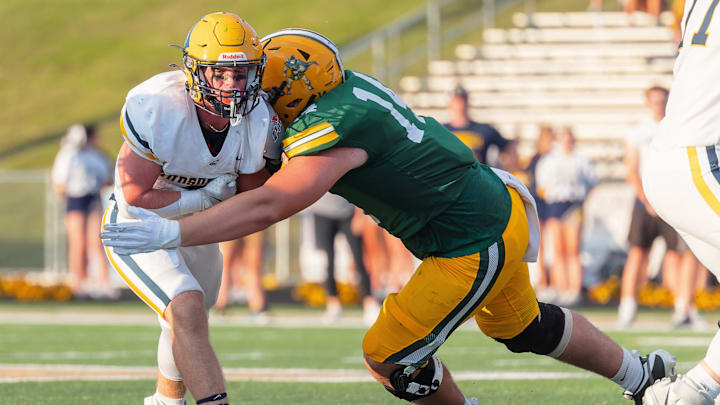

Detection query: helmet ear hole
xmin=285 ymin=98 xmax=302 ymax=108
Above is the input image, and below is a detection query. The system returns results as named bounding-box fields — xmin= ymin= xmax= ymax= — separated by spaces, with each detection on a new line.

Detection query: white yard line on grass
xmin=0 ymin=364 xmax=592 ymax=383
xmin=1 ymin=311 xmax=714 ymax=332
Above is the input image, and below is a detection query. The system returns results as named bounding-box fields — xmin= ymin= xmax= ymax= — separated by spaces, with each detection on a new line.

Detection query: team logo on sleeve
xmin=284 ymin=56 xmax=318 ymax=92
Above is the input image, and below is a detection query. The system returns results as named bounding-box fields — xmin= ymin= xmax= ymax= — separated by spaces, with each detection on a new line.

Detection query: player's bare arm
xmin=236 ymin=168 xmax=272 ymax=193
xmin=101 ymin=147 xmax=366 ymax=253
xmin=116 ymin=143 xmax=178 ymax=209
xmin=180 ymin=146 xmax=368 ymax=246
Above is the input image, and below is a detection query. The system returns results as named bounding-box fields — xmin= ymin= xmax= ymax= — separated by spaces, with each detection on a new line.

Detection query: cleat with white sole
xmin=623 ymin=349 xmax=677 ymax=404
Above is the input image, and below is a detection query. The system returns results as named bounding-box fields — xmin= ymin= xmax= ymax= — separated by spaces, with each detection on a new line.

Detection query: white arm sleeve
xmin=147 ymin=189 xmax=206 ymax=219
xmin=146 ymin=174 xmax=236 ymax=219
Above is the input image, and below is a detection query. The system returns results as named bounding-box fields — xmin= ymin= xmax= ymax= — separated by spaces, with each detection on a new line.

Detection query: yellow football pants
xmin=362 ymin=186 xmax=539 ymax=366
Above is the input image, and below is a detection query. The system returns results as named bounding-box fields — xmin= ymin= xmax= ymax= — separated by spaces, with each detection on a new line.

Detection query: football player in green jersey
xmin=103 ymin=29 xmax=675 ymax=404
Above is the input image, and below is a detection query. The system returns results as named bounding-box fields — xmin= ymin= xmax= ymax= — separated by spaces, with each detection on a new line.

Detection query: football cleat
xmin=623 ymin=349 xmax=677 ymax=404
xmin=642 ymin=374 xmax=714 ymax=405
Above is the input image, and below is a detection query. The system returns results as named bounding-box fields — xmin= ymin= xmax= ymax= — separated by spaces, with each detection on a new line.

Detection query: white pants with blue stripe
xmin=102 ymin=201 xmax=223 ymax=316
xmin=643 ymin=143 xmax=720 ymax=277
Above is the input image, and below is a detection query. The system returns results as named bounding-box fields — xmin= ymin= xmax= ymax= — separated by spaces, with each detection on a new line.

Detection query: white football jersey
xmin=114 ymin=70 xmax=282 ymax=211
xmin=657 ymin=0 xmax=720 ymax=147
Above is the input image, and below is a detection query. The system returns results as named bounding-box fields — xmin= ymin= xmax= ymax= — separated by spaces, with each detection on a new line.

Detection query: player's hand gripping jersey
xmin=282 ymin=70 xmax=511 ymax=259
xmin=657 ymin=0 xmax=720 ymax=147
xmin=116 ymin=70 xmax=282 ymax=217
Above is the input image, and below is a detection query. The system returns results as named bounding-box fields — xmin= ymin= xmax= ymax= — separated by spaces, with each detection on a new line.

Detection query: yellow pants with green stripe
xmin=362 ymin=187 xmax=539 ymax=366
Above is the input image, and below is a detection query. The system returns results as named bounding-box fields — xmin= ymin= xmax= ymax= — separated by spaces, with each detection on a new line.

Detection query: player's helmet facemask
xmin=260 ymin=28 xmax=345 ymax=127
xmin=173 ymin=12 xmax=266 ymax=126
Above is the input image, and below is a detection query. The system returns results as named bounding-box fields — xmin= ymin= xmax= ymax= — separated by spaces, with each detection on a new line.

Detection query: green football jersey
xmin=283 ymin=70 xmax=510 ymax=258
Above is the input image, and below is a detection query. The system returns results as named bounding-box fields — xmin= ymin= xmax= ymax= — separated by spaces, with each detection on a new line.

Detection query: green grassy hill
xmin=0 ymin=0 xmax=617 ymax=169
xmin=0 ymin=0 xmax=430 ymax=168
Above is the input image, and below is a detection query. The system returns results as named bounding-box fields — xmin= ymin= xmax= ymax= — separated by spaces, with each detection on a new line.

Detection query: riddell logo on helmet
xmin=219 ymin=52 xmax=247 ymax=60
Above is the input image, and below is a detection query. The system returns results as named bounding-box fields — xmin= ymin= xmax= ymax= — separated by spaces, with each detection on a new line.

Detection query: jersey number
xmin=689 ymin=0 xmax=719 ymax=45
xmin=351 ymin=72 xmax=425 ymax=143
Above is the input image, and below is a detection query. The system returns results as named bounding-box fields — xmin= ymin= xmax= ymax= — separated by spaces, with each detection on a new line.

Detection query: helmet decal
xmin=284 ymin=56 xmax=318 ymax=93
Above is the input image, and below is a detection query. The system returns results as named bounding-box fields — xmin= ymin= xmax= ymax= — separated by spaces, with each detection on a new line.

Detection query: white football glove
xmin=101 ymin=205 xmax=181 ymax=255
xmin=198 ymin=173 xmax=237 ymax=209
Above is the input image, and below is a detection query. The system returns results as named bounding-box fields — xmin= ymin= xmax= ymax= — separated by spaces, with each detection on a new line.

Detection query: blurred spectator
xmin=444 ymin=85 xmax=510 ymax=168
xmin=310 ymin=193 xmax=380 ymax=325
xmin=624 ymin=0 xmax=663 ymax=19
xmin=617 ymin=86 xmax=678 ymax=326
xmin=352 ymin=209 xmax=416 ymax=298
xmin=536 ymin=126 xmax=596 ymax=306
xmin=588 ymin=0 xmax=603 ymax=11
xmin=671 ymin=247 xmax=710 ymax=329
xmin=525 ymin=125 xmax=556 ymax=299
xmin=216 ymin=233 xmax=268 ymax=323
xmin=497 ymin=139 xmax=523 ymax=177
xmin=51 ymin=123 xmax=114 ymax=298
xmin=615 ymin=85 xmax=707 ymax=328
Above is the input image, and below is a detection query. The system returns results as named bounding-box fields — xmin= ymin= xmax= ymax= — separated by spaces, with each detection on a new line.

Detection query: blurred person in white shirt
xmin=51 ymin=123 xmax=114 ymax=298
xmin=536 ymin=127 xmax=596 ymax=306
xmin=617 ymin=86 xmax=706 ymax=329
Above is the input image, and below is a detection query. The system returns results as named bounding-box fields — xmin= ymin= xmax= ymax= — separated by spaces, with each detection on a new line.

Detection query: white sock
xmin=673 ymin=299 xmax=688 ymax=316
xmin=463 ymin=396 xmax=478 ymax=405
xmin=153 ymin=391 xmax=186 ymax=405
xmin=692 ymin=330 xmax=720 ymax=398
xmin=618 ymin=298 xmax=637 ymax=321
xmin=687 ymin=364 xmax=720 ymax=399
xmin=611 ymin=348 xmax=645 ymax=393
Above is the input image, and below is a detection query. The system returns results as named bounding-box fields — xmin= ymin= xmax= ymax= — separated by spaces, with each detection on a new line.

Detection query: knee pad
xmin=494 ymin=302 xmax=573 ymax=358
xmin=157 ymin=321 xmax=182 ymax=381
xmin=386 ymin=355 xmax=443 ymax=402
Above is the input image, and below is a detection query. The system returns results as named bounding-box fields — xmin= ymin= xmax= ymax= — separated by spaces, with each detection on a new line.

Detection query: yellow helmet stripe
xmin=285 ymin=131 xmax=340 ymax=158
xmin=282 ymin=121 xmax=333 ymax=148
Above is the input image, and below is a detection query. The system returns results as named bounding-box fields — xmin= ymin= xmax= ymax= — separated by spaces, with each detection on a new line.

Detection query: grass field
xmin=0 ymin=301 xmax=714 ymax=404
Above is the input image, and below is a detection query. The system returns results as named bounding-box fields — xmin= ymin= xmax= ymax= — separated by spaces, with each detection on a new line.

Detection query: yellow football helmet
xmin=260 ymin=29 xmax=345 ymax=127
xmin=176 ymin=12 xmax=266 ymax=122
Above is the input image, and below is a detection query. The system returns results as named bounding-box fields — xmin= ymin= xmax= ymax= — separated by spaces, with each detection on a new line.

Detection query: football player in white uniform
xmin=640 ymin=1 xmax=720 ymax=404
xmin=102 ymin=12 xmax=282 ymax=405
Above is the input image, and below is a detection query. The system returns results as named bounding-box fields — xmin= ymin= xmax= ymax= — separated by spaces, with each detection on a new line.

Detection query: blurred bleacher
xmin=398 ymin=10 xmax=678 ymax=181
